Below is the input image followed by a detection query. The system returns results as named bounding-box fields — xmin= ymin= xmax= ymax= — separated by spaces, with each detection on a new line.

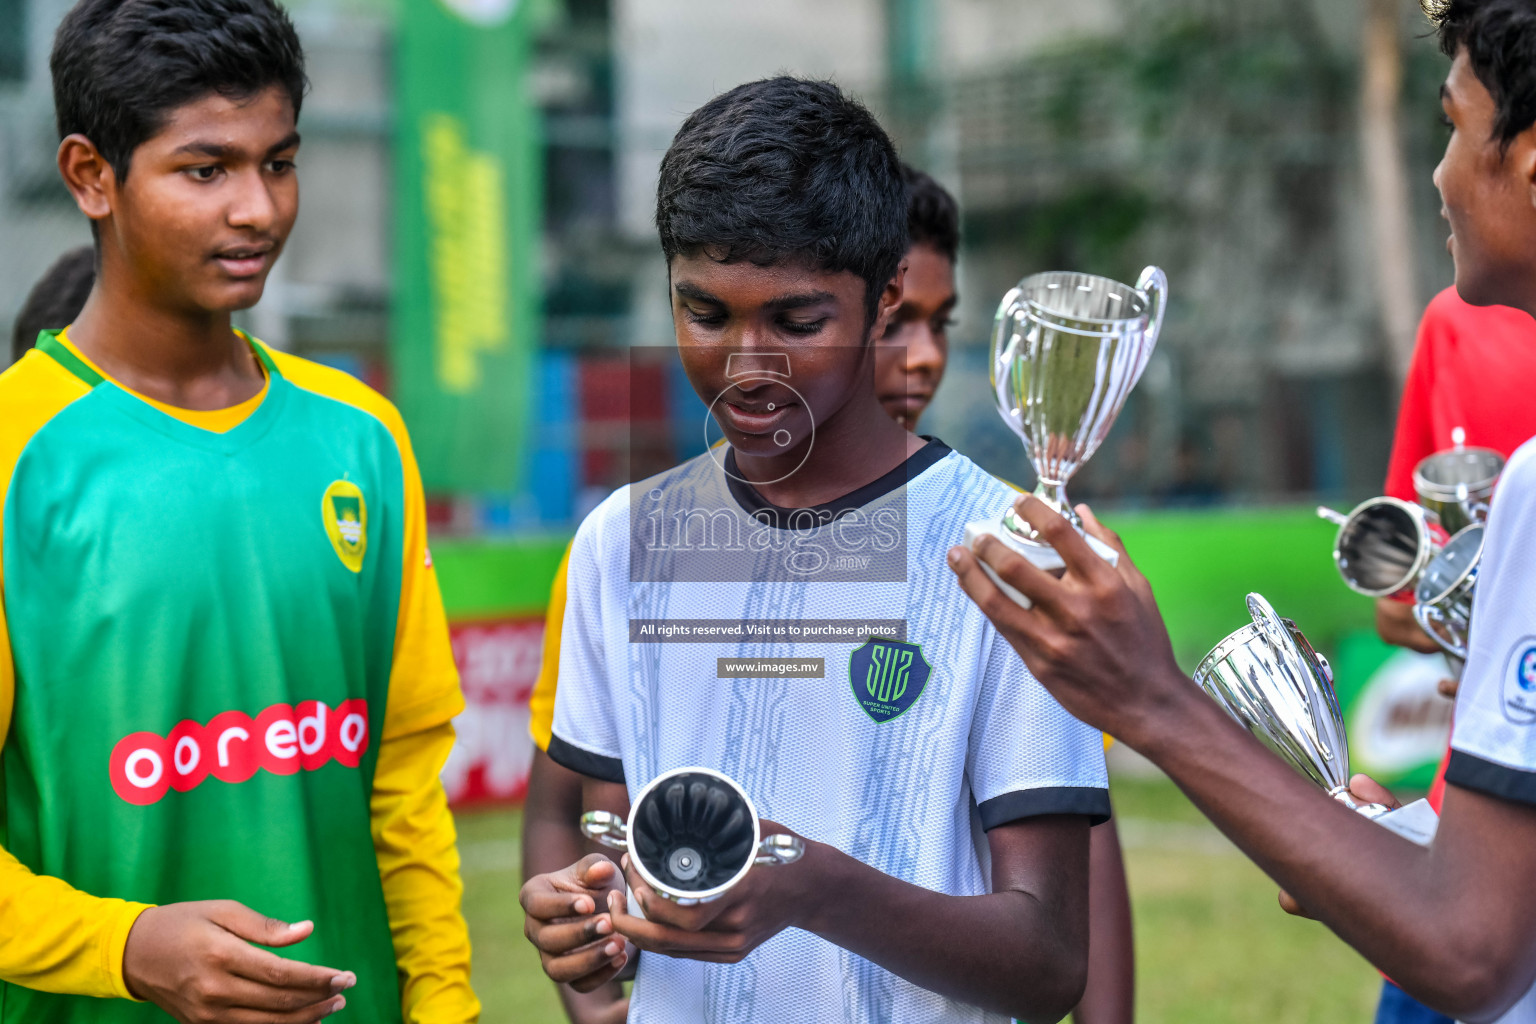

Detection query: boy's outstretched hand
xmin=609 ymin=822 xmax=806 ymax=963
xmin=122 ymin=900 xmax=354 ymax=1024
xmin=947 ymin=494 xmax=1186 ymax=747
xmin=521 ymin=854 xmax=633 ymax=991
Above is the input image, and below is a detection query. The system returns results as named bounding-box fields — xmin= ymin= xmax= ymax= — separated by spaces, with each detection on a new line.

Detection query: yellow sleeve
xmin=528 ymin=541 xmax=573 ymax=753
xmin=371 ymin=721 xmax=479 ymax=1024
xmin=0 ymin=350 xmax=152 ymax=1001
xmin=0 ymin=847 xmax=149 ymax=1000
xmin=369 ymin=382 xmax=476 ymax=1021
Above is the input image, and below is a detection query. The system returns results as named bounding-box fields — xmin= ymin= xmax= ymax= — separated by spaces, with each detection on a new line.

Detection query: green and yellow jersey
xmin=0 ymin=330 xmax=478 ymax=1022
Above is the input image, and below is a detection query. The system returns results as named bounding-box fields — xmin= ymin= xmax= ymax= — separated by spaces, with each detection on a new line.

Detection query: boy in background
xmin=9 ymin=246 xmax=94 ymax=364
xmin=0 ymin=0 xmax=478 ymax=1019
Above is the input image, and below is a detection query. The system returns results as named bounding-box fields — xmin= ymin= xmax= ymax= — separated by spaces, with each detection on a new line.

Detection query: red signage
xmin=443 ymin=617 xmax=545 ymax=806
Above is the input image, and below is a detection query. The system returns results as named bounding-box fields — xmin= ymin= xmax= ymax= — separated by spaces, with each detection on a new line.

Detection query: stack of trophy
xmin=1317 ymin=428 xmax=1503 ymax=676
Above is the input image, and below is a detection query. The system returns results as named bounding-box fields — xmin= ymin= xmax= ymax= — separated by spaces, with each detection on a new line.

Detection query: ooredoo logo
xmin=109 ymin=699 xmax=370 ymax=806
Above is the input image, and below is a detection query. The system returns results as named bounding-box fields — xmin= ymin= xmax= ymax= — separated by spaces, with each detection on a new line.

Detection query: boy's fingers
xmin=541 ymin=937 xmax=628 ymax=985
xmin=969 ymin=530 xmax=1060 ymax=609
xmin=619 ymin=859 xmax=715 ymax=931
xmin=526 ymin=914 xmax=615 ymax=956
xmin=523 ymin=888 xmax=601 ymax=922
xmin=210 ymin=902 xmax=315 ymax=949
xmin=947 ymin=546 xmax=1047 ymax=645
xmin=1348 ymin=773 xmax=1401 ymax=809
xmin=1013 ymin=495 xmax=1113 ymax=585
xmin=1075 ymin=503 xmax=1140 ymax=576
xmin=214 ymin=974 xmax=349 ymax=1014
xmin=576 ymin=854 xmax=620 ymax=887
xmin=223 ymin=942 xmax=352 ymax=995
xmin=610 ymin=905 xmax=744 ymax=957
xmin=1277 ymin=889 xmax=1313 ymax=919
xmin=221 ymin=996 xmax=347 ymax=1024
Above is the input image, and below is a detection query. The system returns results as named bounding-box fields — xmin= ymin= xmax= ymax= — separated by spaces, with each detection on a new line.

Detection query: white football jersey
xmin=549 ymin=439 xmax=1109 ymax=1024
xmin=1447 ymin=438 xmax=1536 ymax=1023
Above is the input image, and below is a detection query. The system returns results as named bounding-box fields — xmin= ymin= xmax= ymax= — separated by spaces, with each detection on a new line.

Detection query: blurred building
xmin=0 ymin=0 xmax=1462 ymax=517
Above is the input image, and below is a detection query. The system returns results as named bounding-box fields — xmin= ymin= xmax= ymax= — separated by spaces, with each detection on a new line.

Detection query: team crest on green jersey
xmin=322 ymin=480 xmax=368 ymax=573
xmin=849 ymin=638 xmax=931 ymax=723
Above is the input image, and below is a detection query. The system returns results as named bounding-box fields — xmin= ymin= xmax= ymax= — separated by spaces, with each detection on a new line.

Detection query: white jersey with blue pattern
xmin=550 ymin=439 xmax=1109 ymax=1024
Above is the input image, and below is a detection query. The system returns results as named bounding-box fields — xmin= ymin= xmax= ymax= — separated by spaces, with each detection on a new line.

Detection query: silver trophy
xmin=964 ymin=268 xmax=1167 ymax=604
xmin=1194 ymin=593 xmax=1439 ymax=845
xmin=1413 ymin=522 xmax=1485 ymax=663
xmin=580 ymin=766 xmax=803 ymax=905
xmin=1414 ymin=429 xmax=1503 ymax=537
xmin=1316 ymin=497 xmax=1442 ymax=598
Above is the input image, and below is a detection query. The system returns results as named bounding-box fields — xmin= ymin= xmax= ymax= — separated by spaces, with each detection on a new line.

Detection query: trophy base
xmin=963 ymin=520 xmax=1120 ymax=609
xmin=1359 ymin=797 xmax=1438 ymax=847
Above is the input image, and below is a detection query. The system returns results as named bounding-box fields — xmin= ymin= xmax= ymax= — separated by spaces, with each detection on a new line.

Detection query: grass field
xmin=458 ymin=775 xmax=1382 ymax=1023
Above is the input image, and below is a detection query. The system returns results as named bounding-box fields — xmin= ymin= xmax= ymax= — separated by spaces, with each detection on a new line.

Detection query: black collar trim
xmin=722 ymin=437 xmax=952 ymax=531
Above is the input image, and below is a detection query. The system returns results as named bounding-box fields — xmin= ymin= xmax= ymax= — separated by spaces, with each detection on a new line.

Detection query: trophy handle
xmin=580 ymin=810 xmax=630 ymax=851
xmin=1316 ymin=506 xmax=1348 ymax=527
xmin=1135 ymin=266 xmax=1169 ymax=352
xmin=1414 ymin=603 xmax=1469 ymax=661
xmin=754 ymin=833 xmax=805 ymax=866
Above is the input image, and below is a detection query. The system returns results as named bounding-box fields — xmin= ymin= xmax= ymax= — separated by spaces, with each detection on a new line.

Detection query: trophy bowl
xmin=1413 ymin=439 xmax=1503 ymax=537
xmin=1413 ymin=522 xmax=1485 ymax=662
xmin=962 ymin=267 xmax=1166 ymax=601
xmin=1193 ymin=593 xmax=1439 ymax=845
xmin=991 ymin=267 xmax=1166 ymax=539
xmin=1317 ymin=497 xmax=1442 ymax=598
xmin=580 ymin=766 xmax=803 ymax=905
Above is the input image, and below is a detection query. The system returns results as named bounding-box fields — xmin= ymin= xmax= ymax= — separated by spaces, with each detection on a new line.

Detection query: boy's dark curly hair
xmin=902 ymin=164 xmax=959 ymax=264
xmin=656 ymin=77 xmax=908 ymax=329
xmin=1424 ymin=0 xmax=1536 ymax=151
xmin=52 ymin=0 xmax=307 ymax=179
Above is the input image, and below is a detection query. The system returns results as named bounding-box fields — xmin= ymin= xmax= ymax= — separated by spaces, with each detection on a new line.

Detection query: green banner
xmin=392 ymin=0 xmax=539 ymax=493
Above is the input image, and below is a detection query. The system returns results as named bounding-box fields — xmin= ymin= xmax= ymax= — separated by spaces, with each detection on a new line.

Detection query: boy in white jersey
xmin=520 ymin=77 xmax=1109 ymax=1024
xmin=949 ymin=2 xmax=1536 ymax=1021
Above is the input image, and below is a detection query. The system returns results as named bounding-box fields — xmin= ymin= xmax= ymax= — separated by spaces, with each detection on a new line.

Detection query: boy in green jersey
xmin=0 ymin=0 xmax=479 ymax=1021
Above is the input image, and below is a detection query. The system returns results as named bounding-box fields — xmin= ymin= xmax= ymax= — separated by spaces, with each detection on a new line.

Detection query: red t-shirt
xmin=1384 ymin=287 xmax=1536 ymax=811
xmin=1384 ymin=287 xmax=1536 ymax=500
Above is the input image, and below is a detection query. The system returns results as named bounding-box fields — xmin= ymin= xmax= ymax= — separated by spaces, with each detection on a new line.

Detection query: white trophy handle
xmin=754 ymin=833 xmax=805 ymax=866
xmin=580 ymin=810 xmax=629 ymax=851
xmin=1414 ymin=603 xmax=1469 ymax=661
xmin=1316 ymin=505 xmax=1348 ymax=527
xmin=1136 ymin=266 xmax=1169 ymax=352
